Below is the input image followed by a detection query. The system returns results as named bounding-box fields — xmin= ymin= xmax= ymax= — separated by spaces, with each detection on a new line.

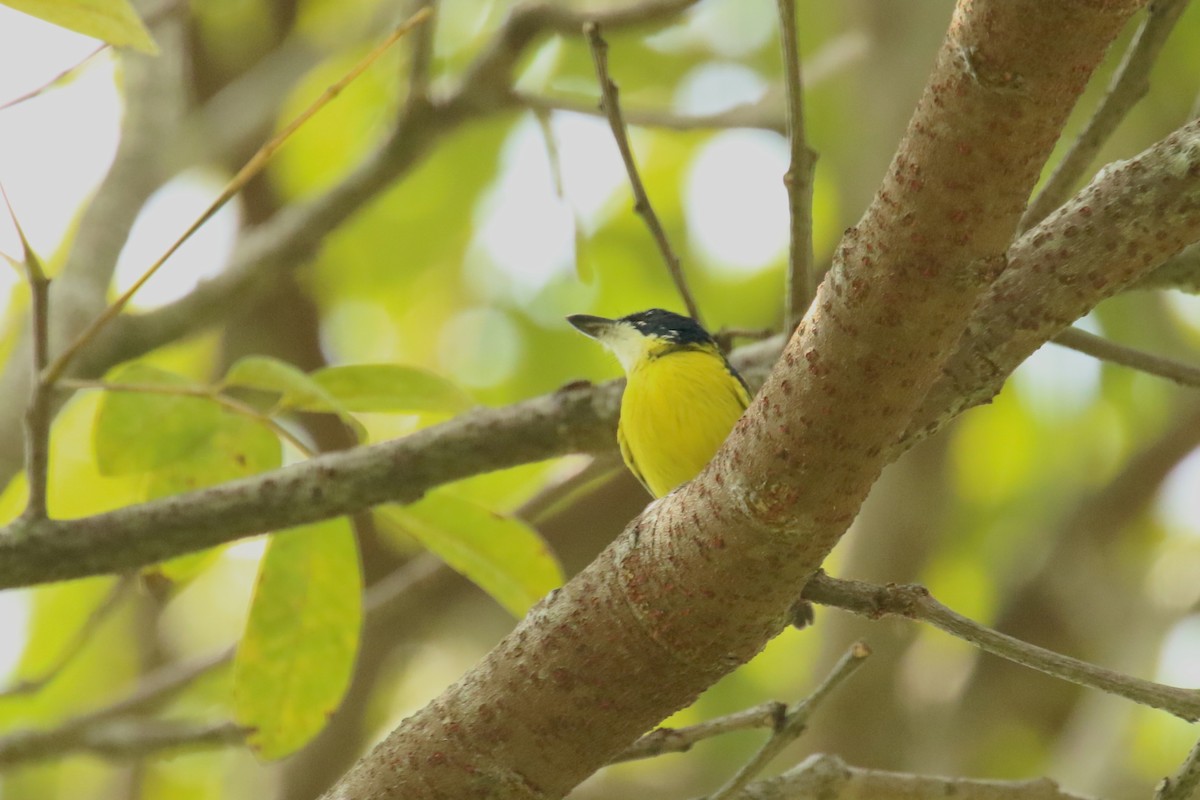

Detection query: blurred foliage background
xmin=1 ymin=0 xmax=1200 ymax=798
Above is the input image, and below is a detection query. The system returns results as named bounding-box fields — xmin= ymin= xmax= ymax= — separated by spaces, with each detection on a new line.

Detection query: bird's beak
xmin=567 ymin=314 xmax=616 ymax=339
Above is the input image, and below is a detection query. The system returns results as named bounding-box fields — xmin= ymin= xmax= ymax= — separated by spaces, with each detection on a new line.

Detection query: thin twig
xmin=1 ymin=186 xmax=53 ymax=520
xmin=41 ymin=8 xmax=433 ymax=388
xmin=0 ymin=719 xmax=245 ymax=766
xmin=59 ymin=378 xmax=315 ymax=456
xmin=613 ymin=702 xmax=787 ymax=764
xmin=802 ymin=572 xmax=1200 ymax=722
xmin=0 ymin=0 xmax=185 ymax=113
xmin=0 ymin=576 xmax=133 ymax=698
xmin=583 ymin=21 xmax=703 ymax=325
xmin=512 ymin=28 xmax=868 ymax=137
xmin=519 ymin=455 xmax=623 ymax=526
xmin=1052 ymin=327 xmax=1200 ymax=389
xmin=775 ymin=0 xmax=817 ymax=331
xmin=405 ymin=0 xmax=437 ymax=101
xmin=732 ymin=753 xmax=1096 ymax=800
xmin=517 ymin=91 xmax=786 ymax=133
xmin=708 ymin=642 xmax=871 ymax=800
xmin=0 ymin=44 xmax=108 ymax=112
xmin=1156 ymin=735 xmax=1200 ymax=800
xmin=1020 ymin=0 xmax=1191 ymax=232
xmin=533 ymin=108 xmax=591 ymax=283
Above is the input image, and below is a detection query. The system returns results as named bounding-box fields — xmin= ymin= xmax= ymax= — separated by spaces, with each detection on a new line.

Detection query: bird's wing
xmin=617 ymin=420 xmax=654 ymax=497
xmin=725 ymin=359 xmax=752 ymax=410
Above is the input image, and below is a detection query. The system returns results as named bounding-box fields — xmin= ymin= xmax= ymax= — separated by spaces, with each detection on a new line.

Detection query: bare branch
xmin=515 ymin=91 xmax=786 ymax=134
xmin=0 ymin=377 xmax=621 ymax=588
xmin=775 ymin=0 xmax=817 ymax=330
xmin=613 ymin=702 xmax=787 ymax=764
xmin=732 ymin=753 xmax=1096 ymax=800
xmin=584 ymin=21 xmax=702 ymax=324
xmin=0 ymin=719 xmax=244 ymax=767
xmin=512 ymin=29 xmax=868 ymax=136
xmin=1021 ymin=0 xmax=1191 ymax=231
xmin=1 ymin=0 xmax=710 ymax=500
xmin=1134 ymin=241 xmax=1200 ymax=293
xmin=0 ymin=11 xmax=183 ymax=488
xmin=912 ymin=118 xmax=1200 ymax=443
xmin=709 ymin=642 xmax=871 ymax=800
xmin=1052 ymin=326 xmax=1200 ymax=388
xmin=5 ymin=117 xmax=1197 ymax=589
xmin=42 ymin=9 xmax=433 ymax=387
xmin=802 ymin=572 xmax=1200 ymax=722
xmin=1 ymin=187 xmax=52 ymax=520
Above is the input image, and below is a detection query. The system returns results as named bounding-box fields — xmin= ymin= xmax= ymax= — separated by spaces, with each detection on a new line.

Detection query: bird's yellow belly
xmin=617 ymin=349 xmax=749 ymax=498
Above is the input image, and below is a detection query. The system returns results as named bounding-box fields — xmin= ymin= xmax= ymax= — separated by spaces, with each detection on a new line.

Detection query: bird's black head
xmin=619 ymin=309 xmax=714 ymax=346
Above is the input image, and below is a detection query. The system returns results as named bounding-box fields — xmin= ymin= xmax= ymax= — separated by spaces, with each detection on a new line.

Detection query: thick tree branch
xmin=911 ymin=117 xmax=1200 ymax=441
xmin=2 ymin=105 xmax=1197 ymax=590
xmin=0 ymin=381 xmax=620 ymax=588
xmin=0 ymin=0 xmax=701 ymax=497
xmin=1021 ymin=0 xmax=1191 ymax=231
xmin=8 ymin=39 xmax=1200 ymax=602
xmin=324 ymin=3 xmax=1148 ymax=797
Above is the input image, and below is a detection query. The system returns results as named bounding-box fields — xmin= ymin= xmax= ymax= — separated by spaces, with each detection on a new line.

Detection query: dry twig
xmin=584 ymin=21 xmax=703 ymax=324
xmin=1053 ymin=326 xmax=1200 ymax=389
xmin=775 ymin=0 xmax=818 ymax=329
xmin=708 ymin=642 xmax=871 ymax=800
xmin=803 ymin=572 xmax=1200 ymax=722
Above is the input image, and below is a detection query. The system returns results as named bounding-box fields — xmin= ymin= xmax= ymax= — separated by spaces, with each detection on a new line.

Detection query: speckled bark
xmin=324 ymin=2 xmax=1146 ymax=798
xmin=914 ymin=118 xmax=1200 ymax=439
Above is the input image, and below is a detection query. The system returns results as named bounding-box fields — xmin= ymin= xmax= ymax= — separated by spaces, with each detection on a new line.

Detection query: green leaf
xmin=93 ymin=364 xmax=221 ymax=476
xmin=309 ymin=364 xmax=473 ymax=414
xmin=2 ymin=0 xmax=158 ymax=54
xmin=223 ymin=355 xmax=366 ymax=442
xmin=233 ymin=518 xmax=362 ymax=761
xmin=380 ymin=492 xmax=563 ymax=618
xmin=145 ymin=414 xmax=283 ymax=584
xmin=144 ymin=413 xmax=283 ymax=500
xmin=224 ymin=356 xmax=343 ymax=412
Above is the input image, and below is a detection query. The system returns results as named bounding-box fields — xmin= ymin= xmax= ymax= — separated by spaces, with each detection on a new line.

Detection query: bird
xmin=566 ymin=309 xmax=750 ymax=499
xmin=568 ymin=308 xmax=815 ymax=629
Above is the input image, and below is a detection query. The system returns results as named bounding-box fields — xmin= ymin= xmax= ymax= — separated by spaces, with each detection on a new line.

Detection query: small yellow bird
xmin=567 ymin=309 xmax=750 ymax=499
xmin=570 ymin=309 xmax=815 ymax=628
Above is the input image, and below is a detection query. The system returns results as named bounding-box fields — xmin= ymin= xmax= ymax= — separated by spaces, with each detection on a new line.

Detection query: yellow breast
xmin=617 ymin=346 xmax=750 ymax=498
